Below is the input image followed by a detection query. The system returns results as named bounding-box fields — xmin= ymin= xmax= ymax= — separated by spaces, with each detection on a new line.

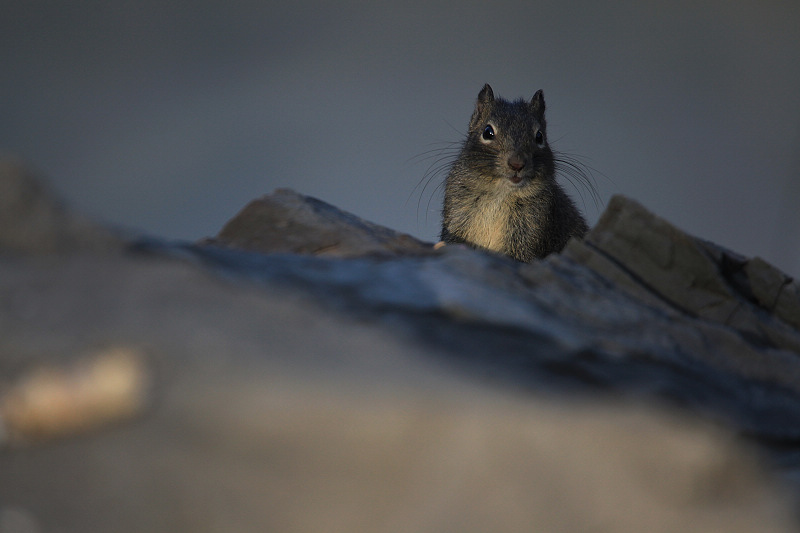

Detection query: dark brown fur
xmin=441 ymin=84 xmax=588 ymax=262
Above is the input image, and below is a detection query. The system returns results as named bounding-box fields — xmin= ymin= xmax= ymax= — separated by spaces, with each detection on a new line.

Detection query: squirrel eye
xmin=481 ymin=125 xmax=495 ymax=141
xmin=535 ymin=130 xmax=544 ymax=145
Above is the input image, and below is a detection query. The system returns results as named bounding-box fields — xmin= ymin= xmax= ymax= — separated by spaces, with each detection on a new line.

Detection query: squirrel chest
xmin=458 ymin=184 xmax=544 ymax=255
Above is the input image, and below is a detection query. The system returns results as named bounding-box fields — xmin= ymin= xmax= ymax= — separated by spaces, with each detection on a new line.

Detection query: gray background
xmin=3 ymin=1 xmax=799 ymax=275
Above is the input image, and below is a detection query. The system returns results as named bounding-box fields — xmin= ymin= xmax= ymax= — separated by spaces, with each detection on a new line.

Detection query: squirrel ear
xmin=477 ymin=84 xmax=494 ymax=104
xmin=530 ymin=89 xmax=545 ymax=118
xmin=470 ymin=84 xmax=494 ymax=130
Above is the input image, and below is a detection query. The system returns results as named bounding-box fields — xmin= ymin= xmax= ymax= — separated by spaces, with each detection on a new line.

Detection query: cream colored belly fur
xmin=462 ymin=195 xmax=509 ymax=253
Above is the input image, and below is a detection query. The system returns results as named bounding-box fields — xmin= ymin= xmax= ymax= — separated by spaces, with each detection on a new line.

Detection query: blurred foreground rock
xmin=0 ymin=159 xmax=122 ymax=254
xmin=1 ymin=159 xmax=799 ymax=532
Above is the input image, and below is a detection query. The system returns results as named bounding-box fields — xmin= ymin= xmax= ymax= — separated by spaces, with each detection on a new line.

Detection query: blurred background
xmin=2 ymin=1 xmax=799 ymax=275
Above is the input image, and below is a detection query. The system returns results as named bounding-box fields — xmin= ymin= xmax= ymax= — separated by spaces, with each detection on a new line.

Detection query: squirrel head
xmin=463 ymin=84 xmax=554 ymax=185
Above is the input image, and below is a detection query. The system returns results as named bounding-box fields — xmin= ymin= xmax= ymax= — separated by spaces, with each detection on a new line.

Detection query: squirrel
xmin=440 ymin=84 xmax=589 ymax=262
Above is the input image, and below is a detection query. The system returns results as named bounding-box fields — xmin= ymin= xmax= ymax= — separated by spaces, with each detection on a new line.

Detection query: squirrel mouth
xmin=509 ymin=174 xmax=524 ymax=184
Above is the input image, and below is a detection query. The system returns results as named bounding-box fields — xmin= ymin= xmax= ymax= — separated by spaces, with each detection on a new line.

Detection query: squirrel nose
xmin=508 ymin=154 xmax=525 ymax=172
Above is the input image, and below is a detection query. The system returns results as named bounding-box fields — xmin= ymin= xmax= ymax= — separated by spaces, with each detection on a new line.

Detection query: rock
xmin=740 ymin=256 xmax=800 ymax=331
xmin=208 ymin=188 xmax=434 ymax=257
xmin=1 ymin=163 xmax=800 ymax=531
xmin=190 ymin=194 xmax=800 ymax=440
xmin=0 ymin=159 xmax=122 ymax=255
xmin=0 ymin=254 xmax=795 ymax=533
xmin=561 ymin=196 xmax=800 ymax=390
xmin=0 ymin=347 xmax=150 ymax=445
